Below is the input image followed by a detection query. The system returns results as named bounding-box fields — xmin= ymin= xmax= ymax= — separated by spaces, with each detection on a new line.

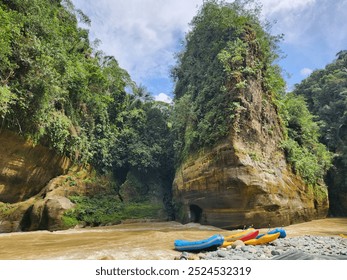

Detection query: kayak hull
xmin=222 ymin=230 xmax=259 ymax=247
xmin=224 ymin=228 xmax=255 ymax=242
xmin=244 ymin=232 xmax=280 ymax=245
xmin=174 ymin=234 xmax=224 ymax=251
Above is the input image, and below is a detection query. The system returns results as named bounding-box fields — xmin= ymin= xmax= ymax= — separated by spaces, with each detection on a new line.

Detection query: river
xmin=0 ymin=218 xmax=346 ymax=260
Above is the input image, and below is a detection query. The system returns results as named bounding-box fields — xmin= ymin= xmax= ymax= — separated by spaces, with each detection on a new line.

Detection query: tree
xmin=0 ymin=0 xmax=174 ymax=195
xmin=278 ymin=93 xmax=332 ymax=185
xmin=293 ymin=51 xmax=347 ymax=214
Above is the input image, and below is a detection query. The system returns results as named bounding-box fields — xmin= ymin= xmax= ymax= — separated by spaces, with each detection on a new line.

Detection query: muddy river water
xmin=0 ymin=218 xmax=346 ymax=260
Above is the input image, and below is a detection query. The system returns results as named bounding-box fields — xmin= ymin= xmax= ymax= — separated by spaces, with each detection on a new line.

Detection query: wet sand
xmin=278 ymin=218 xmax=347 ymax=237
xmin=0 ymin=218 xmax=346 ymax=260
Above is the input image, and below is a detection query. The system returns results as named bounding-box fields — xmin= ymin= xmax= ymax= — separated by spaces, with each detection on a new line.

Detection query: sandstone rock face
xmin=173 ymin=80 xmax=329 ymax=229
xmin=0 ymin=129 xmax=70 ymax=203
xmin=0 ymin=129 xmax=74 ymax=232
xmin=0 ymin=174 xmax=86 ymax=233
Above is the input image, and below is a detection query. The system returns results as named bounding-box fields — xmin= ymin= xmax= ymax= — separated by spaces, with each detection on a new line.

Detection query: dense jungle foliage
xmin=171 ymin=0 xmax=332 ymax=187
xmin=293 ymin=51 xmax=347 ymax=214
xmin=0 ymin=0 xmax=174 ymax=222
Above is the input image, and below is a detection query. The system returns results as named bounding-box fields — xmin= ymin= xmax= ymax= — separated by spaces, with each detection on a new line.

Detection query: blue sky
xmin=71 ymin=0 xmax=347 ymax=102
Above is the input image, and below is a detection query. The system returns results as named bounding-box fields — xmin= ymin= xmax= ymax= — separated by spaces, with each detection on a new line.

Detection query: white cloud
xmin=314 ymin=0 xmax=347 ymax=51
xmin=154 ymin=93 xmax=173 ymax=104
xmin=261 ymin=0 xmax=316 ymax=15
xmin=71 ymin=0 xmax=347 ymax=94
xmin=260 ymin=0 xmax=317 ymax=44
xmin=72 ymin=0 xmax=201 ymax=93
xmin=300 ymin=67 xmax=313 ymax=76
xmin=260 ymin=0 xmax=347 ymax=87
xmin=262 ymin=0 xmax=347 ymax=48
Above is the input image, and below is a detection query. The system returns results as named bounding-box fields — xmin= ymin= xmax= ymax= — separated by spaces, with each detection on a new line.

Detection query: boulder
xmin=43 ymin=197 xmax=75 ymax=231
xmin=0 ymin=221 xmax=17 ymax=233
xmin=23 ymin=196 xmax=74 ymax=231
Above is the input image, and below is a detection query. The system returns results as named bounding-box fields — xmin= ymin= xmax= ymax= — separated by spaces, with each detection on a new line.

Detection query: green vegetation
xmin=63 ymin=194 xmax=163 ymax=227
xmin=0 ymin=202 xmax=15 ymax=216
xmin=171 ymin=0 xmax=284 ymax=163
xmin=0 ymin=0 xmax=173 ymax=175
xmin=278 ymin=93 xmax=333 ymax=186
xmin=293 ymin=51 xmax=347 ymax=214
xmin=0 ymin=0 xmax=174 ymax=221
xmin=294 ymin=51 xmax=347 ymax=152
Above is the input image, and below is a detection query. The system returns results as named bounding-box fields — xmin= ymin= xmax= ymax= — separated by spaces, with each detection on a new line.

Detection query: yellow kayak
xmin=224 ymin=228 xmax=255 ymax=242
xmin=244 ymin=232 xmax=280 ymax=246
xmin=222 ymin=230 xmax=259 ymax=248
xmin=340 ymin=234 xmax=347 ymax=238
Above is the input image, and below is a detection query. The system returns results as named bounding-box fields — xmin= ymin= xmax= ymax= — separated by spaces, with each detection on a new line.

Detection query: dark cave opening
xmin=189 ymin=204 xmax=203 ymax=223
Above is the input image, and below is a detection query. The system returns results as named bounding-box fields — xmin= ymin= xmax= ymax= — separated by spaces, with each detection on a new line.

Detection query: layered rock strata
xmin=173 ymin=80 xmax=329 ymax=229
xmin=0 ymin=129 xmax=73 ymax=232
xmin=0 ymin=129 xmax=70 ymax=203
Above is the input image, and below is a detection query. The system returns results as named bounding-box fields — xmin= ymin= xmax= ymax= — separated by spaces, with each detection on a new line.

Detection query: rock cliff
xmin=0 ymin=129 xmax=168 ymax=233
xmin=0 ymin=129 xmax=71 ymax=203
xmin=0 ymin=129 xmax=76 ymax=232
xmin=173 ymin=80 xmax=329 ymax=229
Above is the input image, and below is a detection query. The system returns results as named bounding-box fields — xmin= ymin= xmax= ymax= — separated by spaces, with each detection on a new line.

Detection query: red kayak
xmin=222 ymin=230 xmax=259 ymax=247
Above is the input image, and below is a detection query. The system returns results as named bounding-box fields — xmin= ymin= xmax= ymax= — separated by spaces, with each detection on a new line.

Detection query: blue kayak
xmin=256 ymin=228 xmax=286 ymax=239
xmin=174 ymin=234 xmax=224 ymax=251
xmin=268 ymin=228 xmax=286 ymax=238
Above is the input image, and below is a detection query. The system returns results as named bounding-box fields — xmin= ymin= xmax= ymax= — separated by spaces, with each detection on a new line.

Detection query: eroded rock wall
xmin=0 ymin=129 xmax=73 ymax=232
xmin=0 ymin=129 xmax=70 ymax=203
xmin=173 ymin=80 xmax=329 ymax=229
